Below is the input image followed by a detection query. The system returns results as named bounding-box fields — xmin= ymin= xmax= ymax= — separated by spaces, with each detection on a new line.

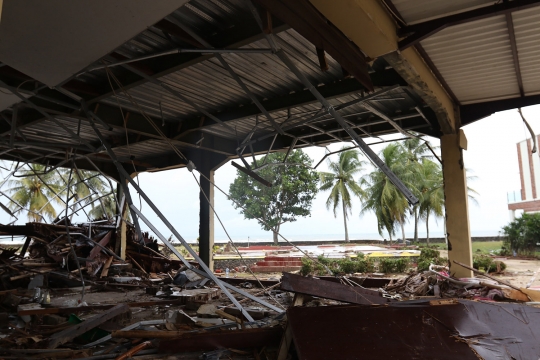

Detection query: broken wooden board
xmin=48 ymin=303 xmax=130 ymax=349
xmin=521 ymin=287 xmax=540 ymax=302
xmin=281 ymin=273 xmax=393 ymax=305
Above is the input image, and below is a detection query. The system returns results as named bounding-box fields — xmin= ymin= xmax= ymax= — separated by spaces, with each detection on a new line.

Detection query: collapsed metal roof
xmin=0 ymin=0 xmax=438 ymax=177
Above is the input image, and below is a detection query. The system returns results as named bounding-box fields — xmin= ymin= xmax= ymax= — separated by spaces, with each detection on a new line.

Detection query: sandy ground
xmin=439 ymin=250 xmax=540 ymax=288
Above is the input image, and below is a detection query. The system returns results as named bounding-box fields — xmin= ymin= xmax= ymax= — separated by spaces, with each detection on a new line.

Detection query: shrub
xmin=416 ymin=248 xmax=447 ymax=271
xmin=472 ymin=254 xmax=507 ymax=273
xmin=354 ymin=254 xmax=375 ymax=273
xmin=339 ymin=259 xmax=357 ymax=274
xmin=300 ymin=254 xmax=376 ymax=275
xmin=502 ymin=213 xmax=540 ymax=255
xmin=379 ymin=258 xmax=409 ymax=273
xmin=300 ymin=257 xmax=313 ymax=276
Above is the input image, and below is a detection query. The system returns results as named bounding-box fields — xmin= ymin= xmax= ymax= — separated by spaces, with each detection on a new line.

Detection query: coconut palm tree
xmin=419 ymin=164 xmax=479 ymax=244
xmin=418 ymin=159 xmax=444 ymax=244
xmin=319 ymin=148 xmax=366 ymax=242
xmin=402 ymin=135 xmax=437 ymax=242
xmin=88 ymin=193 xmax=117 ymax=220
xmin=58 ymin=168 xmax=111 ymax=220
xmin=6 ymin=164 xmax=64 ymax=222
xmin=361 ymin=143 xmax=418 ymax=243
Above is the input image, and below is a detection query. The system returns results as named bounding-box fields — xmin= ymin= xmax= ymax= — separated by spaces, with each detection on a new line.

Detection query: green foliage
xmin=379 ymin=257 xmax=410 ymax=273
xmin=416 ymin=247 xmax=448 ymax=271
xmin=229 ymin=150 xmax=319 ymax=244
xmin=6 ymin=164 xmax=65 ymax=222
xmin=319 ymin=148 xmax=366 ymax=242
xmin=502 ymin=213 xmax=540 ymax=255
xmin=361 ymin=143 xmax=418 ymax=241
xmin=300 ymin=257 xmax=314 ymax=276
xmin=473 ymin=254 xmax=507 ymax=273
xmin=299 ymin=254 xmax=375 ymax=276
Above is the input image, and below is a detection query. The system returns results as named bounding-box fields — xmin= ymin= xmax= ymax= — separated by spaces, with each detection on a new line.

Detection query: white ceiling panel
xmin=420 ymin=15 xmax=520 ymax=104
xmin=0 ymin=0 xmax=189 ymax=87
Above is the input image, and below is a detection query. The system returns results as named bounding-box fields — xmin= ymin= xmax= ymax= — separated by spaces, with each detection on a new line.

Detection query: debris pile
xmin=0 ymin=221 xmax=539 ymax=359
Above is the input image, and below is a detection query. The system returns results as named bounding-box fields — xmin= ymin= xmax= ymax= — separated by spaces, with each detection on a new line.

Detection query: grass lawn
xmin=426 ymin=241 xmax=504 ymax=254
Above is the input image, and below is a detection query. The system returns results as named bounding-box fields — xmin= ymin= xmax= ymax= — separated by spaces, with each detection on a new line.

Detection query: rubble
xmin=1 ymin=220 xmax=540 ymax=359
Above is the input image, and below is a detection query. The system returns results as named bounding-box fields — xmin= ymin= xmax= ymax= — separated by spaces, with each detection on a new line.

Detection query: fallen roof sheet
xmin=287 ymin=299 xmax=540 ymax=360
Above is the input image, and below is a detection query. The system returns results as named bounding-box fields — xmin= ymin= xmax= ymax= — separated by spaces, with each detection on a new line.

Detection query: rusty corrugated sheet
xmin=287 ymin=300 xmax=540 ymax=360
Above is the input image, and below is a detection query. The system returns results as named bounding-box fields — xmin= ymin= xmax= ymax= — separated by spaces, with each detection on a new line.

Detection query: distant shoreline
xmin=0 ymin=235 xmax=503 ymax=246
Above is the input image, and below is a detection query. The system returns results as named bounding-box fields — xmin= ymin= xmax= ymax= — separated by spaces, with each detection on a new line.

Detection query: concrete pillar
xmin=198 ymin=164 xmax=215 ymax=271
xmin=441 ymin=131 xmax=473 ymax=278
xmin=509 ymin=209 xmax=516 ymax=221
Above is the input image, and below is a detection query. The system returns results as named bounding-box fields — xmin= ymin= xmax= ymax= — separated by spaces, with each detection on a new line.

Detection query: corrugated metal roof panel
xmin=391 ymin=0 xmax=493 ymax=24
xmin=100 ymin=27 xmax=345 ymax=140
xmin=513 ymin=6 xmax=540 ymax=94
xmin=420 ymin=15 xmax=519 ymax=104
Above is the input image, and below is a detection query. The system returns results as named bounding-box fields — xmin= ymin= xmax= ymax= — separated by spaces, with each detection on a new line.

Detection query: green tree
xmin=88 ymin=193 xmax=117 ymax=220
xmin=417 ymin=159 xmax=444 ymax=244
xmin=361 ymin=143 xmax=418 ymax=242
xmin=59 ymin=169 xmax=112 ymax=220
xmin=319 ymin=148 xmax=366 ymax=242
xmin=229 ymin=150 xmax=319 ymax=245
xmin=6 ymin=164 xmax=64 ymax=222
xmin=502 ymin=213 xmax=540 ymax=255
xmin=402 ymin=136 xmax=436 ymax=242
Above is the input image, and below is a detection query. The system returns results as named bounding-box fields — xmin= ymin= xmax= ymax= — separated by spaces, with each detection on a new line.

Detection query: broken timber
xmin=281 ymin=273 xmax=393 ymax=305
xmin=48 ymin=303 xmax=130 ymax=348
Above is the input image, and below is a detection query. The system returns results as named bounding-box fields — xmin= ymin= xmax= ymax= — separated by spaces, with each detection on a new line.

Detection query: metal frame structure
xmin=2 ymin=0 xmax=533 ymax=318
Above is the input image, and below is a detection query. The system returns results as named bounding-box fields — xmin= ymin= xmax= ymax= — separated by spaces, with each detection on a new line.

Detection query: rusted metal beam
xmin=231 ymin=161 xmax=272 ymax=187
xmin=506 ymin=13 xmax=524 ymax=97
xmin=281 ymin=273 xmax=393 ymax=305
xmin=253 ymin=0 xmax=373 ymax=91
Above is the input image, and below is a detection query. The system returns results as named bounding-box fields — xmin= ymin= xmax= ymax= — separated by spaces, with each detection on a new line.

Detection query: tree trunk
xmin=426 ymin=213 xmax=430 ymax=245
xmin=400 ymin=219 xmax=406 ymax=243
xmin=272 ymin=230 xmax=279 ymax=245
xmin=342 ymin=200 xmax=349 ymax=242
xmin=413 ymin=207 xmax=419 ymax=242
xmin=388 ymin=231 xmax=393 ymax=244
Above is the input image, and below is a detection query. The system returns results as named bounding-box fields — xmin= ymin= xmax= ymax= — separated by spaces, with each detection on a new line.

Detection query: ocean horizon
xmin=0 ymin=230 xmax=503 ymax=245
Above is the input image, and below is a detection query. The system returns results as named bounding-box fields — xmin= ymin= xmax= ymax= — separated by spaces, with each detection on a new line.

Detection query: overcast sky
xmin=1 ymin=105 xmax=539 ymax=244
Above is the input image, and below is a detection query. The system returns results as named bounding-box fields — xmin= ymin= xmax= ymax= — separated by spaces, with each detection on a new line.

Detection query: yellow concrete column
xmin=441 ymin=131 xmax=473 ymax=278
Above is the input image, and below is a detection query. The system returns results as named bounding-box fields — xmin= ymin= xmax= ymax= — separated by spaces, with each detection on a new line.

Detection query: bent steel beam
xmin=275 ymin=49 xmax=418 ymax=205
xmin=80 ymin=101 xmax=144 ymax=244
xmin=84 ymin=110 xmax=258 ymax=321
xmin=131 ymin=205 xmax=283 ymax=314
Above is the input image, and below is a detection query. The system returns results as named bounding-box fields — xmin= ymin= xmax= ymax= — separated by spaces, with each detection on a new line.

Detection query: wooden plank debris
xmin=281 ymin=272 xmax=393 ymax=305
xmin=48 ymin=304 xmax=130 ymax=348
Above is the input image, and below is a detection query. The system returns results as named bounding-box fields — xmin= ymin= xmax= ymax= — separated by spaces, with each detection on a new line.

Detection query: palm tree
xmin=88 ymin=193 xmax=117 ymax=220
xmin=361 ymin=143 xmax=418 ymax=243
xmin=418 ymin=159 xmax=444 ymax=244
xmin=58 ymin=168 xmax=110 ymax=219
xmin=6 ymin=164 xmax=64 ymax=222
xmin=319 ymin=148 xmax=366 ymax=242
xmin=402 ymin=136 xmax=437 ymax=242
xmin=418 ymin=162 xmax=479 ymax=245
